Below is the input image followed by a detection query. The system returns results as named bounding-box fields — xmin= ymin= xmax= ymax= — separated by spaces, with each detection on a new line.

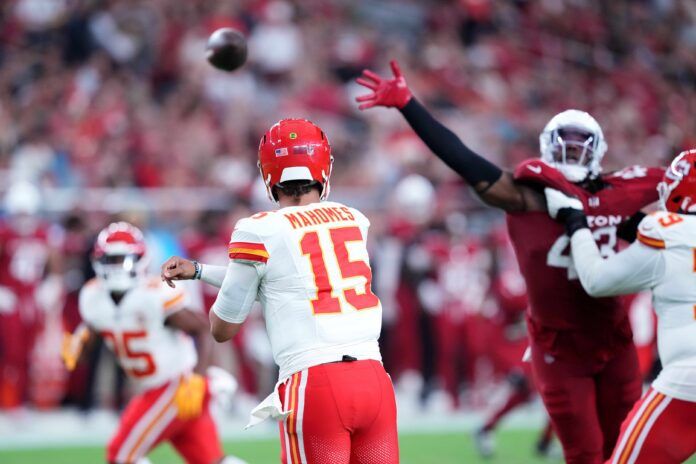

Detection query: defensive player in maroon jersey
xmin=0 ymin=182 xmax=62 ymax=408
xmin=356 ymin=61 xmax=664 ymax=464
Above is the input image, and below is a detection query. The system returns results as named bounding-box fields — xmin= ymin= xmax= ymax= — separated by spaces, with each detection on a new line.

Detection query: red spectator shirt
xmin=0 ymin=221 xmax=55 ymax=297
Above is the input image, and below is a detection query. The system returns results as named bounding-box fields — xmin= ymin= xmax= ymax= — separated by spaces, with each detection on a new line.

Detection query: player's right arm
xmin=208 ymin=261 xmax=261 ymax=342
xmin=160 ymin=257 xmax=260 ymax=341
xmin=546 ymin=188 xmax=665 ymax=297
xmin=209 ymin=218 xmax=267 ymax=342
xmin=356 ymin=61 xmax=540 ymax=212
xmin=161 ymin=257 xmax=227 ymax=288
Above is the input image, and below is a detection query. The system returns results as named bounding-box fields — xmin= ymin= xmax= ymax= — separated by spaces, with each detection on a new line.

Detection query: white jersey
xmin=79 ymin=277 xmax=197 ymax=390
xmin=212 ymin=201 xmax=382 ymax=381
xmin=571 ymin=210 xmax=696 ymax=402
xmin=636 ymin=212 xmax=696 ymax=402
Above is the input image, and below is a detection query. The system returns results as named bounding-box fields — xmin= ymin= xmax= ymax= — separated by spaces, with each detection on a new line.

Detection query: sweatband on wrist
xmin=192 ymin=261 xmax=202 ymax=280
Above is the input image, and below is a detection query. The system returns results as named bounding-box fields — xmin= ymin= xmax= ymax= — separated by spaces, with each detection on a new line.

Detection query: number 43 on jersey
xmin=547 ymin=227 xmax=617 ymax=279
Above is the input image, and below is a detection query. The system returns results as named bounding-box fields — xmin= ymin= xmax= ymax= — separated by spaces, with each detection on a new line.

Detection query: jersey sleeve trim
xmin=228 ymin=241 xmax=269 ymax=263
xmin=163 ymin=292 xmax=185 ymax=311
xmin=637 ymin=232 xmax=666 ymax=249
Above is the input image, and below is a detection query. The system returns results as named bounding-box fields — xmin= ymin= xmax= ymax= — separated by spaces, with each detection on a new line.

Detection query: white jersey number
xmin=547 ymin=227 xmax=617 ymax=280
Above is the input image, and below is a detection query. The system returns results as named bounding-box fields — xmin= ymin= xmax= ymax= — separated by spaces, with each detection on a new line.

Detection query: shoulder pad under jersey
xmin=637 ymin=211 xmax=690 ymax=250
xmin=513 ymin=159 xmax=572 ymax=193
xmin=227 ymin=214 xmax=274 ymax=264
xmin=155 ymin=279 xmax=187 ymax=315
xmin=606 ymin=166 xmax=665 ymax=184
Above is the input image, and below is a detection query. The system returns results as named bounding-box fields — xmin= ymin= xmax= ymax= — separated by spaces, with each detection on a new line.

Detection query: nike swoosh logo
xmin=527 ymin=165 xmax=542 ymax=174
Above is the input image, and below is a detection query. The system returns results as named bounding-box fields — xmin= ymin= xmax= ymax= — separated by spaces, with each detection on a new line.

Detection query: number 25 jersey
xmin=227 ymin=201 xmax=382 ymax=380
xmin=79 ymin=278 xmax=198 ymax=390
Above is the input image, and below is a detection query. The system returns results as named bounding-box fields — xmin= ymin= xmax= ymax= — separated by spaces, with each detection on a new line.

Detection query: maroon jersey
xmin=506 ymin=160 xmax=664 ymax=358
xmin=0 ymin=221 xmax=56 ymax=297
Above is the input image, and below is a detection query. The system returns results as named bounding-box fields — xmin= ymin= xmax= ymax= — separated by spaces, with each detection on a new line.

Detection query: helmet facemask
xmin=539 ymin=110 xmax=607 ymax=183
xmin=92 ymin=222 xmax=148 ymax=293
xmin=92 ymin=252 xmax=148 ymax=293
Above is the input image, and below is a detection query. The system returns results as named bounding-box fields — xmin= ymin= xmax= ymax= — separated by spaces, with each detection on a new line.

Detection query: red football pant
xmin=107 ymin=378 xmax=223 ymax=464
xmin=608 ymin=388 xmax=696 ymax=464
xmin=0 ymin=309 xmax=37 ymax=408
xmin=531 ymin=339 xmax=642 ymax=464
xmin=278 ymin=360 xmax=398 ymax=464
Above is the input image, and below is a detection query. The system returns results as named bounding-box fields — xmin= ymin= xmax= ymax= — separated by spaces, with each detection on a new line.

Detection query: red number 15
xmin=300 ymin=226 xmax=380 ymax=314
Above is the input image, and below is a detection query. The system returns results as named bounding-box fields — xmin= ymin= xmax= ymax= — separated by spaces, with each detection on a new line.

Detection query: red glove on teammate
xmin=355 ymin=60 xmax=413 ymax=110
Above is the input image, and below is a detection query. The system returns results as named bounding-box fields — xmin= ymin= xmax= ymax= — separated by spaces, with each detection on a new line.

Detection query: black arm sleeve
xmin=616 ymin=211 xmax=646 ymax=243
xmin=399 ymin=98 xmax=503 ymax=190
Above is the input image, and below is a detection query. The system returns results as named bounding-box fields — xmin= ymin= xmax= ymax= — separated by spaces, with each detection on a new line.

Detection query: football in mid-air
xmin=205 ymin=28 xmax=247 ymax=72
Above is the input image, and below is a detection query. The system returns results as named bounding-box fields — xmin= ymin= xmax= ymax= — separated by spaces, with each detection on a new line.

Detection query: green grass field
xmin=0 ymin=430 xmax=557 ymax=464
xmin=3 ymin=430 xmax=694 ymax=463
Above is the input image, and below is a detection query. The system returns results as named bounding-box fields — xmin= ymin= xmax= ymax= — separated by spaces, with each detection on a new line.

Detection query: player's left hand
xmin=544 ymin=188 xmax=584 ymax=219
xmin=175 ymin=373 xmax=206 ymax=420
xmin=161 ymin=256 xmax=195 ymax=288
xmin=355 ymin=60 xmax=413 ymax=110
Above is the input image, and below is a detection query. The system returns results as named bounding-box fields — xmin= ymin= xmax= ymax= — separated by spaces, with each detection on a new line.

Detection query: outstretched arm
xmin=161 ymin=256 xmax=227 ymax=288
xmin=356 ymin=61 xmax=535 ymax=212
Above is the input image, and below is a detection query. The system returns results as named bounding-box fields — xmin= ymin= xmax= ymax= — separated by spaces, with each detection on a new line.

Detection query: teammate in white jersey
xmin=62 ymin=222 xmax=244 ymax=464
xmin=161 ymin=119 xmax=399 ymax=464
xmin=544 ymin=148 xmax=696 ymax=464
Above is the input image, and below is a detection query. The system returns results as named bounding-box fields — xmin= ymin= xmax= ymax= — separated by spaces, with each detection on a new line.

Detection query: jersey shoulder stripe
xmin=229 ymin=251 xmax=269 ymax=263
xmin=229 ymin=241 xmax=267 ymax=252
xmin=163 ymin=292 xmax=185 ymax=312
xmin=635 ymin=211 xmax=692 ymax=249
xmin=637 ymin=231 xmax=666 ymax=249
xmin=228 ymin=241 xmax=269 ymax=263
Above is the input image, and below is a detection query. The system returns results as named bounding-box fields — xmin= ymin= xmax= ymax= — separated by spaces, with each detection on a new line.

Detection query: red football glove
xmin=355 ymin=60 xmax=413 ymax=110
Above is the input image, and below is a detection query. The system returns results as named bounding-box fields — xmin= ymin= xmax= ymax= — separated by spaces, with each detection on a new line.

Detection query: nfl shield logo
xmin=275 ymin=148 xmax=288 ymax=157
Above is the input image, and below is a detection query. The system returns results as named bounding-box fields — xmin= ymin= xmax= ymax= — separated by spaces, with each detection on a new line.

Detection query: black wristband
xmin=399 ymin=99 xmax=503 ymax=189
xmin=557 ymin=208 xmax=589 ymax=236
xmin=616 ymin=211 xmax=646 ymax=243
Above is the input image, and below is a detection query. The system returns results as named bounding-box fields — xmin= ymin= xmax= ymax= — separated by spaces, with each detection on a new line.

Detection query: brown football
xmin=205 ymin=28 xmax=247 ymax=72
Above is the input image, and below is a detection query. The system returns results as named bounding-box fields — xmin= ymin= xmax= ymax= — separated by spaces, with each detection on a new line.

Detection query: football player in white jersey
xmin=62 ymin=222 xmax=245 ymax=464
xmin=544 ymin=149 xmax=696 ymax=464
xmin=161 ymin=119 xmax=399 ymax=464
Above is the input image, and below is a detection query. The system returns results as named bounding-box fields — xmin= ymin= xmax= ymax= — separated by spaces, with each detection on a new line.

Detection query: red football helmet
xmin=258 ymin=118 xmax=333 ymax=202
xmin=658 ymin=148 xmax=696 ymax=214
xmin=92 ymin=222 xmax=148 ymax=291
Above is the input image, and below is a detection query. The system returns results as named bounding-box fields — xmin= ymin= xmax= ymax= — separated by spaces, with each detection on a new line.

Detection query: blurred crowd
xmin=0 ymin=0 xmax=692 ymax=412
